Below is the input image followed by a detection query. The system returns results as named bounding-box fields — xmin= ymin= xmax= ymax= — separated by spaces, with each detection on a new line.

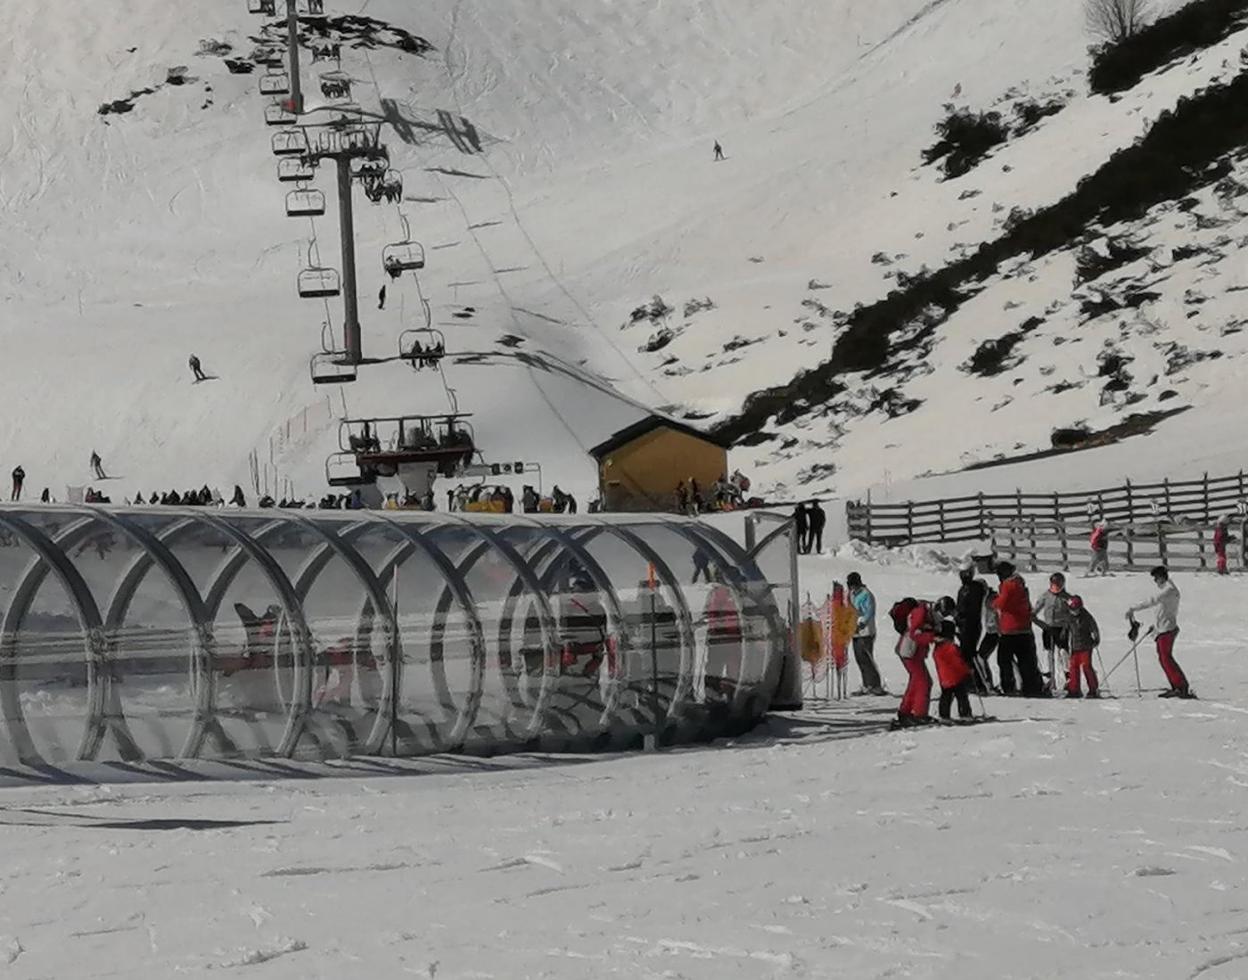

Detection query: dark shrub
xmin=923 ymin=109 xmax=1010 ymax=179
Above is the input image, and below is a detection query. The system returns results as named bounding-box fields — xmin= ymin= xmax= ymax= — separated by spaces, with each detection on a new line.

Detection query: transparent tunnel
xmin=0 ymin=507 xmax=798 ymax=765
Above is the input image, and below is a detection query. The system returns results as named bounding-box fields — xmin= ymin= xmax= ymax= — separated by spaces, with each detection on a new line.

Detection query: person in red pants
xmin=1213 ymin=515 xmax=1233 ymax=576
xmin=1127 ymin=565 xmax=1194 ymax=698
xmin=892 ymin=600 xmax=937 ymax=728
xmin=1064 ymin=595 xmax=1100 ymax=698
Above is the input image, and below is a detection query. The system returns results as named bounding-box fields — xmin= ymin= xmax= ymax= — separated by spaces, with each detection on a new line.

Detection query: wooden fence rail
xmin=989 ymin=518 xmax=1247 ymax=574
xmin=846 ymin=470 xmax=1248 ymax=546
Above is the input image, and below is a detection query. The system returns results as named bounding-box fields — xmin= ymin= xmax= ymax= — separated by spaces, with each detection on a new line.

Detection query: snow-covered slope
xmin=1 ymin=0 xmax=1242 ymax=504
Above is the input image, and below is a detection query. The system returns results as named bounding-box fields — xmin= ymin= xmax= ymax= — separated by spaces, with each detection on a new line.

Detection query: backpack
xmin=889 ymin=597 xmax=919 ymax=635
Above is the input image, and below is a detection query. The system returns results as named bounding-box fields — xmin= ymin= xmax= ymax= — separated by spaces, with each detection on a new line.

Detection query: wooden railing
xmin=846 ymin=471 xmax=1248 ymax=546
xmin=989 ymin=518 xmax=1246 ymax=573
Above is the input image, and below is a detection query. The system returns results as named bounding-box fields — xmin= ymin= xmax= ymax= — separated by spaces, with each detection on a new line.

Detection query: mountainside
xmin=1 ymin=0 xmax=1244 ymax=505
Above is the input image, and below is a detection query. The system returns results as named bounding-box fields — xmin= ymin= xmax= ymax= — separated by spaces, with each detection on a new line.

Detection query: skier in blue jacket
xmin=847 ymin=572 xmax=886 ymax=695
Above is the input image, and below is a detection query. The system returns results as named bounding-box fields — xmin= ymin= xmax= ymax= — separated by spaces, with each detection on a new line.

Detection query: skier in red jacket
xmin=991 ymin=562 xmax=1047 ymax=696
xmin=893 ymin=601 xmax=937 ymax=728
xmin=933 ymin=620 xmax=973 ymax=721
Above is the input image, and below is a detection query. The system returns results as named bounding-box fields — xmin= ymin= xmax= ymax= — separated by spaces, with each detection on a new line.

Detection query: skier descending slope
xmin=1126 ymin=566 xmax=1194 ymax=699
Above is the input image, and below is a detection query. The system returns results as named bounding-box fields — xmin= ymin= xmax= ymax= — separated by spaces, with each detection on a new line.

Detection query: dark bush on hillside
xmin=923 ymin=109 xmax=1010 ymax=179
xmin=1074 ymin=237 xmax=1150 ymax=283
xmin=1089 ymin=0 xmax=1248 ymax=95
xmin=1014 ymin=97 xmax=1067 ymax=133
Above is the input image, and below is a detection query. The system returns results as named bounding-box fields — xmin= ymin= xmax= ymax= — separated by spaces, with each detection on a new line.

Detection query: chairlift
xmin=302 ymin=0 xmax=326 ymax=15
xmin=254 ymin=46 xmax=284 ymax=67
xmin=247 ymin=0 xmax=276 ymax=15
xmin=286 ymin=188 xmax=326 ymax=218
xmin=320 ymin=70 xmax=352 ymax=100
xmin=259 ymin=72 xmax=290 ymax=96
xmin=277 ymin=156 xmax=314 ymax=182
xmin=265 ymin=101 xmax=297 ymax=126
xmin=311 ymin=351 xmax=357 ymax=386
xmin=325 ymin=452 xmax=375 ymax=488
xmin=271 ymin=129 xmax=309 ymax=156
xmin=382 ymin=243 xmax=425 ymax=278
xmin=298 ymin=266 xmax=341 ymax=299
xmin=339 ymin=415 xmax=476 ymax=478
xmin=398 ymin=328 xmax=446 ymax=369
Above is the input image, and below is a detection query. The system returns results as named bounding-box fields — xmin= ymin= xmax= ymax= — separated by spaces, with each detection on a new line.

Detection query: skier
xmin=90 ymin=451 xmax=106 ymax=480
xmin=893 ymin=599 xmax=936 ymax=728
xmin=1064 ymin=595 xmax=1100 ymax=699
xmin=1033 ymin=572 xmax=1072 ymax=690
xmin=933 ymin=620 xmax=973 ymax=722
xmin=10 ymin=465 xmax=24 ymax=502
xmin=846 ymin=572 xmax=885 ymax=695
xmin=1088 ymin=520 xmax=1110 ymax=575
xmin=955 ymin=564 xmax=988 ymax=693
xmin=807 ymin=501 xmax=827 ymax=554
xmin=794 ymin=503 xmax=810 ymax=555
xmin=189 ymin=354 xmax=208 ymax=382
xmin=1213 ymin=514 xmax=1233 ymax=575
xmin=230 ymin=485 xmax=247 ymax=508
xmin=378 ymin=284 xmax=387 ymax=310
xmin=674 ymin=481 xmax=688 ymax=514
xmin=713 ymin=140 xmax=725 ymax=162
xmin=1126 ymin=565 xmax=1193 ymax=698
xmin=39 ymin=487 xmax=50 ymax=504
xmin=976 ymin=584 xmax=999 ymax=692
xmin=992 ymin=561 xmax=1047 ymax=697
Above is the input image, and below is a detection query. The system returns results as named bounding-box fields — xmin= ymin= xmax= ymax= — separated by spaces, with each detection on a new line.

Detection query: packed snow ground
xmin=2 ymin=554 xmax=1246 ymax=979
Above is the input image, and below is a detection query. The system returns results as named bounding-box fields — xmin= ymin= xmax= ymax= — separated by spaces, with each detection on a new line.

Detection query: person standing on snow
xmin=1064 ymin=595 xmax=1100 ymax=699
xmin=893 ymin=599 xmax=937 ymax=728
xmin=955 ymin=564 xmax=988 ymax=691
xmin=1088 ymin=520 xmax=1110 ymax=575
xmin=90 ymin=451 xmax=106 ymax=480
xmin=977 ymin=584 xmax=999 ymax=692
xmin=189 ymin=354 xmax=208 ymax=382
xmin=1213 ymin=515 xmax=1234 ymax=575
xmin=1033 ymin=572 xmax=1072 ymax=690
xmin=1127 ymin=565 xmax=1193 ymax=698
xmin=846 ymin=572 xmax=885 ymax=695
xmin=807 ymin=501 xmax=827 ymax=554
xmin=794 ymin=503 xmax=810 ymax=555
xmin=10 ymin=465 xmax=24 ymax=502
xmin=992 ymin=561 xmax=1047 ymax=697
xmin=713 ymin=140 xmax=725 ymax=162
xmin=933 ymin=620 xmax=974 ymax=722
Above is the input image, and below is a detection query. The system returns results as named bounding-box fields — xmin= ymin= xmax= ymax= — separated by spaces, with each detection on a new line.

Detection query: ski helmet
xmin=1067 ymin=595 xmax=1083 ymax=610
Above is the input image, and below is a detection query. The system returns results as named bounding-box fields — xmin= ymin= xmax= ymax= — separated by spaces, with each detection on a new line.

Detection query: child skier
xmin=1088 ymin=520 xmax=1110 ymax=575
xmin=933 ymin=620 xmax=974 ymax=721
xmin=1064 ymin=595 xmax=1100 ymax=698
xmin=1213 ymin=515 xmax=1234 ymax=576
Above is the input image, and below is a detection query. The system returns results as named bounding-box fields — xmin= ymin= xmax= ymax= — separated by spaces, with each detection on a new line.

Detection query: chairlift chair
xmin=277 ymin=156 xmax=315 ymax=182
xmin=320 ymin=70 xmax=352 ymax=100
xmin=310 ymin=351 xmax=357 ymax=386
xmin=398 ymin=328 xmax=446 ymax=368
xmin=265 ymin=102 xmax=297 ymax=127
xmin=341 ymin=415 xmax=476 ymax=478
xmin=247 ymin=0 xmax=276 ymax=15
xmin=382 ymin=241 xmax=425 ymax=278
xmin=259 ymin=72 xmax=291 ymax=96
xmin=298 ymin=266 xmax=341 ymax=299
xmin=325 ymin=452 xmax=375 ymax=488
xmin=286 ymin=188 xmax=327 ymax=218
xmin=271 ymin=129 xmax=309 ymax=156
xmin=303 ymin=0 xmax=326 ymax=16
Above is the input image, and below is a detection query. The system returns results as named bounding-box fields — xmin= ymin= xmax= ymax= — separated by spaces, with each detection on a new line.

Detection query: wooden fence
xmin=989 ymin=518 xmax=1247 ymax=574
xmin=846 ymin=471 xmax=1248 ymax=546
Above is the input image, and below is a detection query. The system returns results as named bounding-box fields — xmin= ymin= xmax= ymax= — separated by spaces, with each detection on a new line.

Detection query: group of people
xmin=842 ymin=560 xmax=1193 ymax=729
xmin=673 ymin=471 xmax=753 ymax=515
xmin=10 ymin=453 xmax=108 ymax=502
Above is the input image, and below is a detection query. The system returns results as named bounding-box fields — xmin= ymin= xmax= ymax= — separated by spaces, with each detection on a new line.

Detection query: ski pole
xmin=1132 ymin=639 xmax=1144 ymax=700
xmin=1094 ymin=646 xmax=1109 ymax=695
xmin=1103 ymin=627 xmax=1154 ymax=684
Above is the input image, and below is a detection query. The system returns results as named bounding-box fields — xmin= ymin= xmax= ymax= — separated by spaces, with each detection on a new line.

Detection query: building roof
xmin=588 ymin=414 xmax=731 ymax=460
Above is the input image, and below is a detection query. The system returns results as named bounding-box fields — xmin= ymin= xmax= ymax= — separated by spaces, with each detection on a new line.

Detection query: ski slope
xmin=1 ymin=553 xmax=1245 ymax=978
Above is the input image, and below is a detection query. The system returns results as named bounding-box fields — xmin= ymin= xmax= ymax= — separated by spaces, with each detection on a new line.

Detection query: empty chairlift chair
xmin=325 ymin=452 xmax=375 ymax=488
xmin=271 ymin=129 xmax=309 ymax=157
xmin=298 ymin=267 xmax=341 ymax=299
xmin=310 ymin=351 xmax=357 ymax=386
xmin=259 ymin=72 xmax=290 ymax=96
xmin=277 ymin=156 xmax=315 ymax=182
xmin=265 ymin=102 xmax=297 ymax=127
xmin=286 ymin=188 xmax=326 ymax=218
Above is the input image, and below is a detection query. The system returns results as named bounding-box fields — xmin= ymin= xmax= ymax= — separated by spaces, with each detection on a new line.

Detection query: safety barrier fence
xmin=846 ymin=471 xmax=1248 ymax=546
xmin=0 ymin=506 xmax=798 ymax=768
xmin=989 ymin=517 xmax=1248 ymax=573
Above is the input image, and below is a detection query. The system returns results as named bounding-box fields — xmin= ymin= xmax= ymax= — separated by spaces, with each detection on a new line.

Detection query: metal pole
xmin=649 ymin=570 xmax=661 ymax=751
xmin=286 ymin=0 xmax=304 ymax=114
xmin=336 ymin=156 xmax=362 ymax=362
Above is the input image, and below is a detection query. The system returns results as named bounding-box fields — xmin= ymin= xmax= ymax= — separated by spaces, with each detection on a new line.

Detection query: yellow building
xmin=591 ymin=417 xmax=730 ymax=513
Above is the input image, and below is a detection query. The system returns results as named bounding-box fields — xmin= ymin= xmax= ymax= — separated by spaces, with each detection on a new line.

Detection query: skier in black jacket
xmin=955 ymin=564 xmax=989 ymax=692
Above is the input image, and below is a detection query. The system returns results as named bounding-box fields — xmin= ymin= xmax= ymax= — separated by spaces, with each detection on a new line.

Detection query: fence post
xmin=1056 ymin=492 xmax=1069 ymax=568
xmin=906 ymin=502 xmax=914 ymax=545
xmin=1163 ymin=477 xmax=1171 ymax=519
xmin=939 ymin=499 xmax=946 ymax=540
xmin=1157 ymin=522 xmax=1167 ymax=567
xmin=1203 ymin=472 xmax=1210 ymax=522
xmin=1125 ymin=479 xmax=1134 ymax=524
xmin=978 ymin=491 xmax=986 ymax=539
xmin=1239 ymin=469 xmax=1245 ymax=503
xmin=1029 ymin=518 xmax=1038 ymax=572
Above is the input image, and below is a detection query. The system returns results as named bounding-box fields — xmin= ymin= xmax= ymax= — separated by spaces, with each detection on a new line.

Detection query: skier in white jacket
xmin=1126 ymin=565 xmax=1192 ymax=698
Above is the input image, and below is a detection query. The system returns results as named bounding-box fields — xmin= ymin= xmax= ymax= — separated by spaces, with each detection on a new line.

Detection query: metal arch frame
xmin=0 ymin=513 xmax=110 ymax=764
xmin=426 ymin=515 xmax=564 ymax=739
xmin=508 ymin=516 xmax=632 ymax=729
xmin=189 ymin=511 xmax=319 ymax=757
xmin=284 ymin=513 xmax=397 ymax=754
xmin=367 ymin=515 xmax=490 ymax=751
xmin=0 ymin=516 xmax=103 ymax=763
xmin=85 ymin=509 xmax=218 ymax=760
